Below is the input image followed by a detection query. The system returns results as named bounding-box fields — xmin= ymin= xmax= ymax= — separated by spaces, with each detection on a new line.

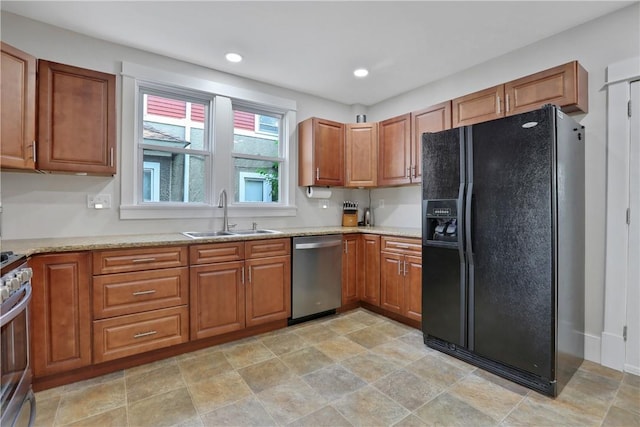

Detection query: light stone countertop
xmin=1 ymin=226 xmax=421 ymax=257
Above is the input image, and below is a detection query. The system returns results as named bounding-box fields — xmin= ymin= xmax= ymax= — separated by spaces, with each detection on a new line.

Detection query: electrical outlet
xmin=378 ymin=199 xmax=385 ymax=208
xmin=87 ymin=194 xmax=112 ymax=209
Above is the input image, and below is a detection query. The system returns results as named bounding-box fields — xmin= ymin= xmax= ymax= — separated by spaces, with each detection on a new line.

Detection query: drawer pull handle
xmin=394 ymin=245 xmax=410 ymax=249
xmin=132 ymin=258 xmax=156 ymax=263
xmin=132 ymin=289 xmax=157 ymax=296
xmin=134 ymin=331 xmax=158 ymax=339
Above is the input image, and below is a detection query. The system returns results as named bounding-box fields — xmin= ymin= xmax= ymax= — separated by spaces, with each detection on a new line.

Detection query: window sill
xmin=119 ymin=204 xmax=297 ymax=220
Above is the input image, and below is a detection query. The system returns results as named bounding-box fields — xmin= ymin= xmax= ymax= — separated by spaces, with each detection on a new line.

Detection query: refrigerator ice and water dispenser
xmin=424 ymin=199 xmax=458 ymax=244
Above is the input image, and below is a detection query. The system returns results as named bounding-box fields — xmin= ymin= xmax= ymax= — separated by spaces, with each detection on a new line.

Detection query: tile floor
xmin=33 ymin=308 xmax=639 ymax=427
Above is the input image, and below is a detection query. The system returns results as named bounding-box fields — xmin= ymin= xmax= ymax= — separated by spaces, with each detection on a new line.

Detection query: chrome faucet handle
xmin=228 ymin=223 xmax=237 ymax=230
xmin=252 ymin=222 xmax=258 ymax=231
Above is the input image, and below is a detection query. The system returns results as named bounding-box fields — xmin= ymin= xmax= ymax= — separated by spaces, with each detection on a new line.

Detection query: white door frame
xmin=602 ymin=56 xmax=640 ymax=374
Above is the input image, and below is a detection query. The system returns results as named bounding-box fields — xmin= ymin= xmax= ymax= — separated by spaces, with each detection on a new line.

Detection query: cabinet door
xmin=378 ymin=113 xmax=411 ymax=186
xmin=505 ymin=61 xmax=588 ymax=115
xmin=359 ymin=234 xmax=380 ymax=306
xmin=298 ymin=117 xmax=344 ymax=186
xmin=403 ymin=255 xmax=423 ymax=322
xmin=341 ymin=235 xmax=359 ymax=305
xmin=246 ymin=255 xmax=291 ymax=327
xmin=452 ymin=85 xmax=505 ymax=127
xmin=37 ymin=60 xmax=116 ymax=175
xmin=190 ymin=261 xmax=245 ymax=340
xmin=345 ymin=122 xmax=377 ymax=187
xmin=30 ymin=252 xmax=92 ymax=377
xmin=411 ymin=102 xmax=452 ymax=183
xmin=1 ymin=43 xmax=36 ymax=170
xmin=380 ymin=252 xmax=404 ymax=314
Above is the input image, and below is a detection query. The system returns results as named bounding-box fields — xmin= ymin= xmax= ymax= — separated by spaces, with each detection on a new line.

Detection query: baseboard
xmin=601 ymin=331 xmax=626 ymax=371
xmin=584 ymin=332 xmax=601 ymax=364
xmin=624 ymin=363 xmax=640 ymax=376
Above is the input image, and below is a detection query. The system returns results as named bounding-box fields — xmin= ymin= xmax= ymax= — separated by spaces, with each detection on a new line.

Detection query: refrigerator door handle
xmin=465 ymin=182 xmax=474 ymax=264
xmin=457 ymin=182 xmax=465 ymax=264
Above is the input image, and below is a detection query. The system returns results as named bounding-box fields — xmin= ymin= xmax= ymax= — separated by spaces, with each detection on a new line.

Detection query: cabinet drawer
xmin=245 ymin=238 xmax=291 ymax=259
xmin=93 ymin=246 xmax=188 ymax=274
xmin=93 ymin=267 xmax=189 ymax=319
xmin=381 ymin=236 xmax=422 ymax=255
xmin=190 ymin=242 xmax=245 ymax=265
xmin=93 ymin=306 xmax=188 ymax=363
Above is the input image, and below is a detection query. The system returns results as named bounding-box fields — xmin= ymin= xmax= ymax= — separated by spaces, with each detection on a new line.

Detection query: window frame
xmin=231 ymin=102 xmax=284 ymax=205
xmin=119 ymin=62 xmax=297 ymax=220
xmin=137 ymin=84 xmax=214 ymax=205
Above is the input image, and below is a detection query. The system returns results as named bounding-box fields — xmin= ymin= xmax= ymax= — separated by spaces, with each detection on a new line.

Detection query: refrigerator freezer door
xmin=422 ymin=128 xmax=467 ymax=346
xmin=468 ymin=107 xmax=555 ymax=379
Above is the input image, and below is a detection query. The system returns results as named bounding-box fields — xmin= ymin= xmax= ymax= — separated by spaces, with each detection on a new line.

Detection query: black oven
xmin=1 ymin=253 xmax=36 ymax=427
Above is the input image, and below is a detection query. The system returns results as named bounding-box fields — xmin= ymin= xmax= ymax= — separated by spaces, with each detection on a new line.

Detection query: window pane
xmin=142 ymin=149 xmax=206 ymax=203
xmin=233 ymin=158 xmax=279 ymax=203
xmin=143 ymin=93 xmax=207 ymax=150
xmin=233 ymin=110 xmax=280 ymax=156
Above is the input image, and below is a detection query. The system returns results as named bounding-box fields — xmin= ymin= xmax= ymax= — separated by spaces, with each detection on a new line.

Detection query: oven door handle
xmin=0 ymin=284 xmax=32 ymax=327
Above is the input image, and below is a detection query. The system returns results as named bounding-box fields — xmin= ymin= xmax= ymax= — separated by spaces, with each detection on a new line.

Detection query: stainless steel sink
xmin=182 ymin=229 xmax=281 ymax=239
xmin=231 ymin=229 xmax=281 ymax=235
xmin=181 ymin=231 xmax=235 ymax=238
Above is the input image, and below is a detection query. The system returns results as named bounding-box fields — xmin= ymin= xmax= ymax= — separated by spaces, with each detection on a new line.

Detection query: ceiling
xmin=1 ymin=1 xmax=634 ymax=106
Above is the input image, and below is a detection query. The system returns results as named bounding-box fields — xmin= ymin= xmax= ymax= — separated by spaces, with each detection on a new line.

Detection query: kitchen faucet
xmin=217 ymin=189 xmax=230 ymax=232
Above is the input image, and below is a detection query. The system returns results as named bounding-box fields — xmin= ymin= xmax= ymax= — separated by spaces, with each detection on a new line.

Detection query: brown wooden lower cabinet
xmin=190 ymin=238 xmax=291 ymax=339
xmin=245 ymin=255 xmax=291 ymax=327
xmin=380 ymin=237 xmax=422 ymax=322
xmin=30 ymin=252 xmax=92 ymax=377
xmin=190 ymin=261 xmax=245 ymax=340
xmin=93 ymin=306 xmax=189 ymax=363
xmin=342 ymin=235 xmax=359 ymax=305
xmin=359 ymin=234 xmax=381 ymax=306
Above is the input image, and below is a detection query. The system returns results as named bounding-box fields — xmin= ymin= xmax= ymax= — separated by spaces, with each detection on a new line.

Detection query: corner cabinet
xmin=345 ymin=122 xmax=378 ymax=187
xmin=30 ymin=252 xmax=92 ymax=377
xmin=298 ymin=117 xmax=344 ymax=186
xmin=1 ymin=42 xmax=36 ymax=170
xmin=453 ymin=61 xmax=588 ymax=127
xmin=37 ymin=60 xmax=117 ymax=175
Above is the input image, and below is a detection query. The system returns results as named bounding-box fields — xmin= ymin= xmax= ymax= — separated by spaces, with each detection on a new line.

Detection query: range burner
xmin=0 ymin=251 xmax=26 ymax=273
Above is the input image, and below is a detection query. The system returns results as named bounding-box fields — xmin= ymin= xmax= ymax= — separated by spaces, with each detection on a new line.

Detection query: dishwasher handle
xmin=295 ymin=239 xmax=343 ymax=250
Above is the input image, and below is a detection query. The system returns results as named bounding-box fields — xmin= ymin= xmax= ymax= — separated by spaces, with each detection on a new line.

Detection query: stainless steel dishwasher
xmin=291 ymin=234 xmax=342 ymax=323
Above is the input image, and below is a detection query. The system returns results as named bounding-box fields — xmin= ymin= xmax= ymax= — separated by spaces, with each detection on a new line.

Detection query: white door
xmin=626 ymin=80 xmax=640 ymax=374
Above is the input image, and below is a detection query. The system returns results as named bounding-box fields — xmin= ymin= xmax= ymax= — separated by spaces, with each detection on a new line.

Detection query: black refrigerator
xmin=421 ymin=105 xmax=585 ymax=396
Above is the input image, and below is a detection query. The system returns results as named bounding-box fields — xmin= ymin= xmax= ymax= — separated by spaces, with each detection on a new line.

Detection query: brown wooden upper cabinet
xmin=298 ymin=117 xmax=344 ymax=186
xmin=1 ymin=42 xmax=36 ymax=170
xmin=411 ymin=101 xmax=452 ymax=183
xmin=378 ymin=113 xmax=412 ymax=186
xmin=453 ymin=61 xmax=587 ymax=127
xmin=38 ymin=60 xmax=117 ymax=175
xmin=345 ymin=122 xmax=378 ymax=187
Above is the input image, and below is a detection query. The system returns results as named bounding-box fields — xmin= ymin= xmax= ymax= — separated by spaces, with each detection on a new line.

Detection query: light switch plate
xmin=87 ymin=194 xmax=112 ymax=209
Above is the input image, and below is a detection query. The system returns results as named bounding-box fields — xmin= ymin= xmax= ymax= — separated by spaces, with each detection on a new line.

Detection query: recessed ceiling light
xmin=225 ymin=52 xmax=243 ymax=63
xmin=353 ymin=68 xmax=369 ymax=78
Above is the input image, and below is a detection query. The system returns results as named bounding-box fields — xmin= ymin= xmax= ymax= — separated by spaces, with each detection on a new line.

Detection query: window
xmin=120 ymin=62 xmax=297 ymax=220
xmin=138 ymin=87 xmax=212 ymax=204
xmin=232 ymin=106 xmax=282 ymax=203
